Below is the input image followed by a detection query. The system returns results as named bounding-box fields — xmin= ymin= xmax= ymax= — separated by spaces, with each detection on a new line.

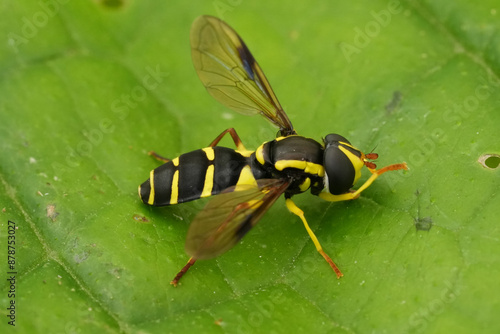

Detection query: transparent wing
xmin=185 ymin=179 xmax=290 ymax=260
xmin=190 ymin=15 xmax=295 ymax=136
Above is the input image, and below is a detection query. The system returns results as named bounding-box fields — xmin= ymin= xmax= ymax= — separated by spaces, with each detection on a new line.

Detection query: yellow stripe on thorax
xmin=299 ymin=177 xmax=311 ymax=192
xmin=274 ymin=160 xmax=325 ymax=177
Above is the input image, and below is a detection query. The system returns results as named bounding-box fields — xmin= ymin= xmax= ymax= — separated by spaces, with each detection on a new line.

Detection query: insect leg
xmin=147 ymin=151 xmax=170 ymax=162
xmin=209 ymin=128 xmax=248 ymax=151
xmin=285 ymin=198 xmax=343 ymax=278
xmin=319 ymin=162 xmax=408 ymax=202
xmin=146 ymin=127 xmax=248 ymax=163
xmin=351 ymin=162 xmax=408 ymax=197
xmin=170 ymin=257 xmax=197 ymax=287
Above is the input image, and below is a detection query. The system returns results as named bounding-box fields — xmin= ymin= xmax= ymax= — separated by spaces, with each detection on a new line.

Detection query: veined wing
xmin=185 ymin=179 xmax=290 ymax=260
xmin=190 ymin=15 xmax=295 ymax=136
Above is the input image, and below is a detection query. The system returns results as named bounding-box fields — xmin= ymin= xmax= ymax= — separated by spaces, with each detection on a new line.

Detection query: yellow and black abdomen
xmin=139 ymin=147 xmax=250 ymax=206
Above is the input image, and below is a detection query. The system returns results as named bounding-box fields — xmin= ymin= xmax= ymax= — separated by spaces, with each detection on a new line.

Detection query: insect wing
xmin=185 ymin=179 xmax=290 ymax=260
xmin=190 ymin=15 xmax=295 ymax=136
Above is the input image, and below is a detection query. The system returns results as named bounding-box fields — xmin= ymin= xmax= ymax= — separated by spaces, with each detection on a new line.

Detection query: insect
xmin=138 ymin=15 xmax=408 ymax=286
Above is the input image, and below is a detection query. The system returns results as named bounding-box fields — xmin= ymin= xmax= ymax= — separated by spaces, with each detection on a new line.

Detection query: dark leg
xmin=148 ymin=151 xmax=170 ymax=163
xmin=209 ymin=128 xmax=248 ymax=151
xmin=170 ymin=257 xmax=197 ymax=287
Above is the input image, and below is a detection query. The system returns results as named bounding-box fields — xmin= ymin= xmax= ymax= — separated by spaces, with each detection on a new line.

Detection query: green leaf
xmin=1 ymin=0 xmax=499 ymax=333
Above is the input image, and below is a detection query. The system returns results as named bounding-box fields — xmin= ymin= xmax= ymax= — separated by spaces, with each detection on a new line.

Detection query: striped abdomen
xmin=139 ymin=146 xmax=253 ymax=206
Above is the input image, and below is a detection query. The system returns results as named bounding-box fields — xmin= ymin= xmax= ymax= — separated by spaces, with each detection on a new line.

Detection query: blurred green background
xmin=1 ymin=0 xmax=499 ymax=333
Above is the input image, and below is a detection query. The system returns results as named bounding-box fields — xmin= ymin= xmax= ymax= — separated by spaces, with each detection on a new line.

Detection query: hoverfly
xmin=139 ymin=15 xmax=407 ymax=286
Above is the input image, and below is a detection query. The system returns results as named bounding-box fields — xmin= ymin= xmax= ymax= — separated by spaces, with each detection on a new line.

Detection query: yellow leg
xmin=285 ymin=198 xmax=343 ymax=278
xmin=319 ymin=162 xmax=408 ymax=202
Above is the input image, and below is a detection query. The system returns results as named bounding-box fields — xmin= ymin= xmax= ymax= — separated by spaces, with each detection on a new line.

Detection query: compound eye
xmin=324 ymin=145 xmax=355 ymax=195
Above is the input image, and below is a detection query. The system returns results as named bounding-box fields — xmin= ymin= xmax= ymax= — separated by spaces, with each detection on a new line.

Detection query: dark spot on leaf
xmin=478 ymin=154 xmax=500 ymax=169
xmin=414 ymin=216 xmax=433 ymax=231
xmin=96 ymin=0 xmax=126 ymax=9
xmin=133 ymin=214 xmax=150 ymax=223
xmin=46 ymin=204 xmax=59 ymax=221
xmin=414 ymin=190 xmax=432 ymax=231
xmin=385 ymin=91 xmax=402 ymax=114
